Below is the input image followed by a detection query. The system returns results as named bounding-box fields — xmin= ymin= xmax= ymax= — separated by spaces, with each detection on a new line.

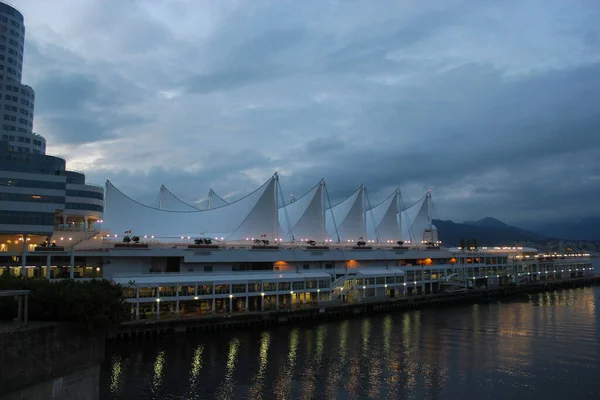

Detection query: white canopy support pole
xmin=364 ymin=188 xmax=380 ymax=243
xmin=324 ymin=182 xmax=341 ymax=243
xmin=276 ymin=174 xmax=294 ymax=242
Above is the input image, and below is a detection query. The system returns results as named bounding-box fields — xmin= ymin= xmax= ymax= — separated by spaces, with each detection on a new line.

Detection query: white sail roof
xmin=401 ymin=192 xmax=431 ymax=243
xmin=326 ymin=185 xmax=366 ymax=242
xmin=207 ymin=189 xmax=229 ymax=209
xmin=158 ymin=187 xmax=229 ymax=211
xmin=158 ymin=185 xmax=200 ymax=211
xmin=279 ymin=180 xmax=325 ymax=242
xmin=366 ymin=189 xmax=401 ymax=242
xmin=103 ymin=175 xmax=278 ymax=240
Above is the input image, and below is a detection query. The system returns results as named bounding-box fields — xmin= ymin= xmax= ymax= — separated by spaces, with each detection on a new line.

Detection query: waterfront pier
xmin=110 ymin=275 xmax=599 ymax=340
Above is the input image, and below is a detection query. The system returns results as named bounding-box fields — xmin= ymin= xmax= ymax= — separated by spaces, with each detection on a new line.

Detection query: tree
xmin=459 ymin=238 xmax=466 ymax=249
xmin=131 ymin=236 xmax=140 ymax=244
xmin=356 ymin=241 xmax=366 ymax=247
xmin=0 ymin=275 xmax=128 ymax=332
xmin=122 ymin=235 xmax=132 ymax=244
xmin=397 ymin=241 xmax=404 ymax=246
xmin=307 ymin=240 xmax=316 ymax=246
xmin=472 ymin=238 xmax=479 ymax=250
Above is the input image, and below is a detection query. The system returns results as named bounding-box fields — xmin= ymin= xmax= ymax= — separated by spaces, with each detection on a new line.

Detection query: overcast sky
xmin=17 ymin=0 xmax=600 ymax=226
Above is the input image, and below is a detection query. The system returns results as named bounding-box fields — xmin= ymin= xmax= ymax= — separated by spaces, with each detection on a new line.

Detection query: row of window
xmin=0 ymin=178 xmax=65 ymax=190
xmin=3 ymin=104 xmax=30 ymax=116
xmin=0 ymin=192 xmax=65 ymax=203
xmin=65 ymin=203 xmax=104 ymax=212
xmin=2 ymin=115 xmax=30 ymax=125
xmin=7 ymin=145 xmax=41 ymax=154
xmin=0 ymin=11 xmax=24 ymax=26
xmin=2 ymin=135 xmax=45 ymax=147
xmin=0 ymin=44 xmax=22 ymax=57
xmin=0 ymin=211 xmax=54 ymax=226
xmin=66 ymin=190 xmax=104 ymax=200
xmin=0 ymin=53 xmax=18 ymax=65
xmin=0 ymin=83 xmax=32 ymax=98
xmin=0 ymin=37 xmax=23 ymax=52
xmin=1 ymin=119 xmax=31 ymax=129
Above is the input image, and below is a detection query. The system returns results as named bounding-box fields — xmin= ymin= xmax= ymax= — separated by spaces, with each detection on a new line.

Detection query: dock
xmin=109 ymin=275 xmax=600 ymax=340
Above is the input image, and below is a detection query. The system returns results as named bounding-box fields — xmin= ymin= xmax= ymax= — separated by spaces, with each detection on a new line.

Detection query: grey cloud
xmin=183 ymin=66 xmax=286 ymax=94
xmin=19 ymin=0 xmax=600 ymax=229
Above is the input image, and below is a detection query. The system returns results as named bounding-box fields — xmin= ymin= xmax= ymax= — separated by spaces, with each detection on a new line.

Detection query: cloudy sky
xmin=17 ymin=0 xmax=600 ymax=227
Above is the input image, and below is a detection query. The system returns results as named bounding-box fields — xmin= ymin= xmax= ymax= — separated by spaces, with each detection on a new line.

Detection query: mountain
xmin=463 ymin=217 xmax=509 ymax=229
xmin=433 ymin=217 xmax=547 ymax=247
xmin=524 ymin=216 xmax=600 ymax=241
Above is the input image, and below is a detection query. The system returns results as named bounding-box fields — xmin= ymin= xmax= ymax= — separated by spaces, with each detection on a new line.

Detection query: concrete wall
xmin=0 ymin=322 xmax=105 ymax=400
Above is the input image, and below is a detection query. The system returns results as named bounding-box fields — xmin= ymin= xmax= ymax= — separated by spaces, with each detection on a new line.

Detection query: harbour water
xmin=101 ymin=286 xmax=600 ymax=399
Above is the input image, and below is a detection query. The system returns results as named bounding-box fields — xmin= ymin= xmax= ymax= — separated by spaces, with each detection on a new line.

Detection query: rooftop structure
xmin=103 ymin=173 xmax=437 ymax=245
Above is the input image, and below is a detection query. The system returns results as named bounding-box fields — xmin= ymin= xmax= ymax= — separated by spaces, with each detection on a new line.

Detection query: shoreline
xmin=109 ymin=275 xmax=600 ymax=341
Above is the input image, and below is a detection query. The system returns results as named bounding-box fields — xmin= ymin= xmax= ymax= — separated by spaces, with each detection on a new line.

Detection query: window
xmin=232 ymin=284 xmax=246 ymax=293
xmin=64 ymin=203 xmax=104 ymax=212
xmin=306 ymin=280 xmax=317 ymax=289
xmin=203 ymin=266 xmax=213 ymax=272
xmin=325 ymin=263 xmax=333 ymax=269
xmin=303 ymin=263 xmax=310 ymax=270
xmin=292 ymin=281 xmax=304 ymax=290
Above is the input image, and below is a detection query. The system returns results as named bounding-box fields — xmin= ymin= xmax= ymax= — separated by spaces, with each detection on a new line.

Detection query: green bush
xmin=0 ymin=276 xmax=128 ymax=332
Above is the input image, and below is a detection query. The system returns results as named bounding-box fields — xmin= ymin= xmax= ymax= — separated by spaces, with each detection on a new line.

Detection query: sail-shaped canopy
xmin=207 ymin=189 xmax=229 ymax=209
xmin=103 ymin=175 xmax=278 ymax=240
xmin=366 ymin=189 xmax=401 ymax=242
xmin=401 ymin=192 xmax=431 ymax=243
xmin=158 ymin=185 xmax=200 ymax=211
xmin=279 ymin=180 xmax=325 ymax=242
xmin=326 ymin=185 xmax=366 ymax=242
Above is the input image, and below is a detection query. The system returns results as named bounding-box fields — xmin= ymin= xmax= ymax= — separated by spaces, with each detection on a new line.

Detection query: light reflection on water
xmin=101 ymin=287 xmax=600 ymax=399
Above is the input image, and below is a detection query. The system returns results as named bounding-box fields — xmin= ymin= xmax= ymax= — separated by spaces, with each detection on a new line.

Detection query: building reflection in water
xmin=324 ymin=320 xmax=349 ymax=399
xmin=300 ymin=325 xmax=327 ymax=399
xmin=382 ymin=314 xmax=402 ymax=398
xmin=248 ymin=332 xmax=271 ymax=400
xmin=152 ymin=350 xmax=165 ymax=395
xmin=187 ymin=344 xmax=204 ymax=398
xmin=100 ymin=287 xmax=600 ymax=400
xmin=273 ymin=328 xmax=299 ymax=399
xmin=216 ymin=338 xmax=240 ymax=400
xmin=109 ymin=354 xmax=123 ymax=395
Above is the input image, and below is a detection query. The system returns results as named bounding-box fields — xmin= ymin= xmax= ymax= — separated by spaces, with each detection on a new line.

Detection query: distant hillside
xmin=525 ymin=216 xmax=600 ymax=241
xmin=433 ymin=218 xmax=547 ymax=247
xmin=463 ymin=217 xmax=509 ymax=229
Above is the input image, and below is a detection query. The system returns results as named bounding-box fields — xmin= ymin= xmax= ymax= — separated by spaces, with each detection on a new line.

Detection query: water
xmin=101 ymin=286 xmax=600 ymax=399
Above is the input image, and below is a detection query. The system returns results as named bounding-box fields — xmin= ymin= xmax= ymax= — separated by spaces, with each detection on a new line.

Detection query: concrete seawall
xmin=112 ymin=276 xmax=600 ymax=341
xmin=0 ymin=323 xmax=105 ymax=400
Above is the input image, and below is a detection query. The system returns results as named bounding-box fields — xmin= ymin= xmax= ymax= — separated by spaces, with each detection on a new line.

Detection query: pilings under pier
xmin=109 ymin=276 xmax=600 ymax=341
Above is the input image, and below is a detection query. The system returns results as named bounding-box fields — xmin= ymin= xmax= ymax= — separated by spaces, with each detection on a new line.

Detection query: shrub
xmin=0 ymin=276 xmax=128 ymax=332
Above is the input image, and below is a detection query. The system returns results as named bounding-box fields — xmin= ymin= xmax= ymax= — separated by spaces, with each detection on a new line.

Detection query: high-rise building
xmin=0 ymin=2 xmax=103 ymax=237
xmin=0 ymin=2 xmax=44 ymax=154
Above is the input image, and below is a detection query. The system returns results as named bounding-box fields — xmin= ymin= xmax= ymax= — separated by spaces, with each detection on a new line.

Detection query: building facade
xmin=0 ymin=2 xmax=103 ymax=237
xmin=0 ymin=3 xmax=43 ymax=154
